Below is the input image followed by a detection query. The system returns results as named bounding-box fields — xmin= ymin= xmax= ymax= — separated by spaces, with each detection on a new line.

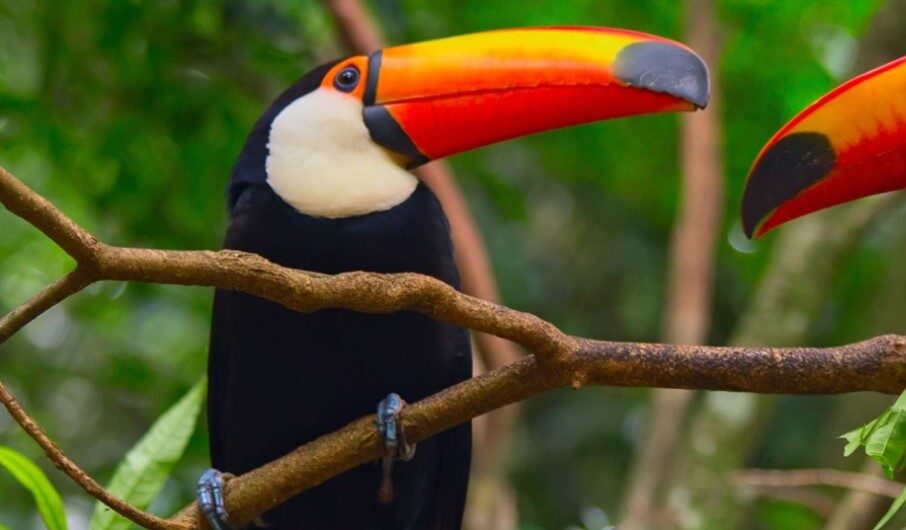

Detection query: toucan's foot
xmin=197 ymin=468 xmax=234 ymax=530
xmin=376 ymin=392 xmax=416 ymax=503
xmin=377 ymin=392 xmax=416 ymax=460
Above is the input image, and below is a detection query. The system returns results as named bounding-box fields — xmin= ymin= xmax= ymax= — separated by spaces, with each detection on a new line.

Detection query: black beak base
xmin=740 ymin=131 xmax=836 ymax=238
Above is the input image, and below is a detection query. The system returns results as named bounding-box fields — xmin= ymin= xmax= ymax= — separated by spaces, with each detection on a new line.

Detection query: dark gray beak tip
xmin=614 ymin=41 xmax=711 ymax=109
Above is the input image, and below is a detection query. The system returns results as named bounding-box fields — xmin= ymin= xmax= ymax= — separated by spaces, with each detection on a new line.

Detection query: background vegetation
xmin=1 ymin=0 xmax=905 ymax=529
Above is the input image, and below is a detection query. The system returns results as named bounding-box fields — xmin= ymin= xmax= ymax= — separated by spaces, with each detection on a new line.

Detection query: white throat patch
xmin=265 ymin=88 xmax=418 ymax=218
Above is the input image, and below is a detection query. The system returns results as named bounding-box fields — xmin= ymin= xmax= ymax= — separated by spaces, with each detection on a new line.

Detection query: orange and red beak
xmin=356 ymin=27 xmax=710 ymax=167
xmin=741 ymin=57 xmax=906 ymax=238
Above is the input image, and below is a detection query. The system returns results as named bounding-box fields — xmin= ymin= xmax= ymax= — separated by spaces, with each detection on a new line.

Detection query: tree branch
xmin=0 ymin=380 xmax=182 ymax=530
xmin=2 ymin=163 xmax=906 ymax=529
xmin=735 ymin=468 xmax=904 ymax=499
xmin=0 ymin=269 xmax=93 ymax=343
xmin=168 ymin=333 xmax=906 ymax=528
xmin=0 ymin=166 xmax=100 ymax=264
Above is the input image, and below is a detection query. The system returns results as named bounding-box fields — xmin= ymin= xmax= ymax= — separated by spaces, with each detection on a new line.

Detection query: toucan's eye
xmin=333 ymin=66 xmax=360 ymax=92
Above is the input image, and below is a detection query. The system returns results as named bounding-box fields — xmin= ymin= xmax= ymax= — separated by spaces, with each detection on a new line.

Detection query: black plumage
xmin=207 ymin=64 xmax=472 ymax=529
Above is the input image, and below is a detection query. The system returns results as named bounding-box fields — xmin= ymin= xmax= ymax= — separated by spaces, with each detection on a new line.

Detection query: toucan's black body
xmin=203 ymin=27 xmax=711 ymax=530
xmin=208 ymin=65 xmax=472 ymax=529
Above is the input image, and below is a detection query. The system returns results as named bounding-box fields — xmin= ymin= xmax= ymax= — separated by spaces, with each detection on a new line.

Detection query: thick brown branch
xmin=570 ymin=335 xmax=906 ymax=394
xmin=171 ymin=335 xmax=906 ymax=528
xmin=93 ymin=246 xmax=570 ymax=361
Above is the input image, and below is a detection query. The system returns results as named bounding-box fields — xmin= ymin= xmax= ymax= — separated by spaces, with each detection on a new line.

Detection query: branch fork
xmin=2 ymin=165 xmax=906 ymax=529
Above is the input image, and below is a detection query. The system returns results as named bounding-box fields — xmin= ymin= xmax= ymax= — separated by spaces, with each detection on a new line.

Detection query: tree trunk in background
xmin=620 ymin=1 xmax=724 ymax=528
xmin=320 ymin=2 xmax=521 ymax=528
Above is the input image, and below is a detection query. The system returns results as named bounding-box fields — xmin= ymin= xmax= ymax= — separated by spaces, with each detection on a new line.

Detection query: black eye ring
xmin=333 ymin=66 xmax=360 ymax=92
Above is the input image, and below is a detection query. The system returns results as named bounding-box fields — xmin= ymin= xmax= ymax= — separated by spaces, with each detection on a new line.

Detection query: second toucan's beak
xmin=361 ymin=26 xmax=710 ymax=167
xmin=741 ymin=57 xmax=906 ymax=239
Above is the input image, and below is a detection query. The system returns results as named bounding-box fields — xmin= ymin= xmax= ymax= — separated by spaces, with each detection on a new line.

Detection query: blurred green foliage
xmin=0 ymin=1 xmax=904 ymax=529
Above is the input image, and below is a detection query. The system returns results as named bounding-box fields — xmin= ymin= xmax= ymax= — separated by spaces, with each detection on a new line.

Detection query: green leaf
xmin=0 ymin=445 xmax=68 ymax=530
xmin=872 ymin=484 xmax=906 ymax=530
xmin=841 ymin=390 xmax=906 ymax=477
xmin=842 ymin=416 xmax=880 ymax=456
xmin=844 ymin=390 xmax=906 ymax=528
xmin=89 ymin=378 xmax=206 ymax=530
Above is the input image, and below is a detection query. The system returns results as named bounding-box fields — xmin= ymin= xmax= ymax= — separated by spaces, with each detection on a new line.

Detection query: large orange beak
xmin=741 ymin=57 xmax=906 ymax=239
xmin=361 ymin=26 xmax=710 ymax=167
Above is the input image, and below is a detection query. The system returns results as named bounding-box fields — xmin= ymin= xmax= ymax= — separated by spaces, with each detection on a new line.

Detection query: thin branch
xmin=0 ymin=269 xmax=93 ymax=344
xmin=825 ymin=459 xmax=892 ymax=530
xmin=0 ymin=380 xmax=185 ymax=530
xmin=740 ymin=488 xmax=837 ymax=519
xmin=2 ymin=163 xmax=906 ymax=529
xmin=735 ymin=468 xmax=904 ymax=498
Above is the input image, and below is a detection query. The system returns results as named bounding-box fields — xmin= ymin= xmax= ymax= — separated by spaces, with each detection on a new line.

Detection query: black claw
xmin=198 ymin=468 xmax=235 ymax=530
xmin=376 ymin=393 xmax=416 ymax=503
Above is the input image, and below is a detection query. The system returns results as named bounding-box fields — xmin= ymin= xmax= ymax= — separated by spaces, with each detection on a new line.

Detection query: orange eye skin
xmin=320 ymin=56 xmax=370 ymax=100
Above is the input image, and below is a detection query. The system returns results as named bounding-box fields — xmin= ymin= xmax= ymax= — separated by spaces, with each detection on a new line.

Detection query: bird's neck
xmin=264 ymin=89 xmax=418 ymax=218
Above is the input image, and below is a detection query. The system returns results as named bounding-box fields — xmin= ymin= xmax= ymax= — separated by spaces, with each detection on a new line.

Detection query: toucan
xmin=741 ymin=56 xmax=906 ymax=238
xmin=198 ymin=26 xmax=710 ymax=530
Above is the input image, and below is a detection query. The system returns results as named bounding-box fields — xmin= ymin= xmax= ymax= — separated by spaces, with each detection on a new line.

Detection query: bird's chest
xmin=214 ymin=185 xmax=467 ymax=438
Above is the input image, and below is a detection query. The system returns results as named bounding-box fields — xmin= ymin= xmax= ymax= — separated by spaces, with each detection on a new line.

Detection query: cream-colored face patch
xmin=265 ymin=88 xmax=418 ymax=218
